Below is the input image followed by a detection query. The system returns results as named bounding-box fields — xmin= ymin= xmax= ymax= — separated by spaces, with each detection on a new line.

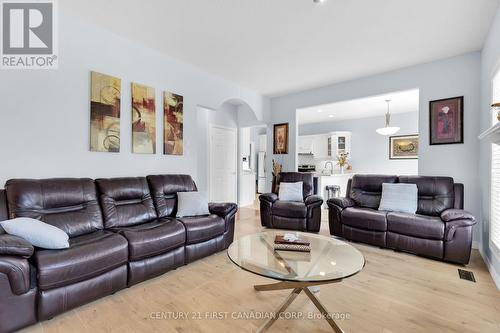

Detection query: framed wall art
xmin=429 ymin=96 xmax=464 ymax=145
xmin=389 ymin=134 xmax=419 ymax=159
xmin=164 ymin=91 xmax=184 ymax=155
xmin=273 ymin=123 xmax=288 ymax=154
xmin=90 ymin=71 xmax=121 ymax=152
xmin=131 ymin=83 xmax=156 ymax=154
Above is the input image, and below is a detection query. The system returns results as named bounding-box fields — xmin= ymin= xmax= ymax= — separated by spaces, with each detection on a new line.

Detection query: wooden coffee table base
xmin=253 ymin=280 xmax=344 ymax=333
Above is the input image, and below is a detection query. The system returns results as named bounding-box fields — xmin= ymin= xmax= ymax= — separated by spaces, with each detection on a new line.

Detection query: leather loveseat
xmin=327 ymin=175 xmax=476 ymax=264
xmin=0 ymin=174 xmax=237 ymax=333
xmin=260 ymin=172 xmax=323 ymax=232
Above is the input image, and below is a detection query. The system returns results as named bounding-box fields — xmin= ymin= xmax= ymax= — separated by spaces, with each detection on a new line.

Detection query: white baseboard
xmin=478 ymin=247 xmax=500 ymax=291
xmin=472 ymin=241 xmax=480 ymax=249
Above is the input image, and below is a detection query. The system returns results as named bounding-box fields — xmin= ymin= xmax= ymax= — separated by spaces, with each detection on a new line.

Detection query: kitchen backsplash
xmin=298 ymin=155 xmax=345 ymax=173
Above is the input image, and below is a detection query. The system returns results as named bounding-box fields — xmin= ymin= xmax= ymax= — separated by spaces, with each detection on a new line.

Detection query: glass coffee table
xmin=227 ymin=230 xmax=365 ymax=333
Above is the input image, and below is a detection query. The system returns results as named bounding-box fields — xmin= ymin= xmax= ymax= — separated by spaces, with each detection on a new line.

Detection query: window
xmin=491 ymin=68 xmax=500 ymax=253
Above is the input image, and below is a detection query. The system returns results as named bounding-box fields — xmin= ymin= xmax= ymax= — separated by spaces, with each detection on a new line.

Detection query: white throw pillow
xmin=278 ymin=182 xmax=304 ymax=202
xmin=378 ymin=183 xmax=418 ymax=214
xmin=0 ymin=217 xmax=69 ymax=249
xmin=176 ymin=192 xmax=210 ymax=217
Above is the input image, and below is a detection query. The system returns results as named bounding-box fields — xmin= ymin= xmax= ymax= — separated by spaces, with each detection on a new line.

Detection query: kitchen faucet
xmin=324 ymin=161 xmax=334 ymax=175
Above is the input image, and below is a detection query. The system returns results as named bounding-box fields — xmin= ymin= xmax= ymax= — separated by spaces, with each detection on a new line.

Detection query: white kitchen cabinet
xmin=298 ymin=135 xmax=314 ymax=154
xmin=312 ymin=135 xmax=329 ymax=158
xmin=328 ymin=132 xmax=351 ymax=157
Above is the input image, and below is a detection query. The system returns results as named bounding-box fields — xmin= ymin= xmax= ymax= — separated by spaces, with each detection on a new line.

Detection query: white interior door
xmin=209 ymin=126 xmax=237 ymax=203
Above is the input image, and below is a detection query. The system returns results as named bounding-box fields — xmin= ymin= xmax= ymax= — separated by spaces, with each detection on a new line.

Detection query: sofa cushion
xmin=272 ymin=201 xmax=307 ymax=218
xmin=147 ymin=175 xmax=198 ymax=218
xmin=349 ymin=175 xmax=398 ymax=209
xmin=178 ymin=215 xmax=225 ymax=245
xmin=5 ymin=178 xmax=103 ymax=237
xmin=275 ymin=172 xmax=313 ymax=198
xmin=113 ymin=219 xmax=185 ymax=261
xmin=176 ymin=192 xmax=210 ymax=217
xmin=96 ymin=177 xmax=157 ymax=228
xmin=398 ymin=176 xmax=455 ymax=216
xmin=387 ymin=212 xmax=444 ymax=240
xmin=378 ymin=183 xmax=418 ymax=214
xmin=34 ymin=230 xmax=128 ymax=290
xmin=1 ymin=217 xmax=69 ymax=249
xmin=342 ymin=207 xmax=387 ymax=231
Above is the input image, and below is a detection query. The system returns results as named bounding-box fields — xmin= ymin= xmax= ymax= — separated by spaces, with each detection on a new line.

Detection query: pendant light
xmin=376 ymin=99 xmax=400 ymax=136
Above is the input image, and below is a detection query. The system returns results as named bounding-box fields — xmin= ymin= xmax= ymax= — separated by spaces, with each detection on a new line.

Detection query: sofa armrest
xmin=444 ymin=218 xmax=477 ymax=241
xmin=441 ymin=209 xmax=475 ymax=222
xmin=259 ymin=193 xmax=278 ymax=204
xmin=0 ymin=235 xmax=34 ymax=259
xmin=305 ymin=195 xmax=323 ymax=206
xmin=0 ymin=256 xmax=32 ymax=295
xmin=327 ymin=197 xmax=356 ymax=210
xmin=208 ymin=202 xmax=238 ymax=218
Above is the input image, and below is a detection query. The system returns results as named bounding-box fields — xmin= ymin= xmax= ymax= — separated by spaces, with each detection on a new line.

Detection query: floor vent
xmin=458 ymin=269 xmax=476 ymax=282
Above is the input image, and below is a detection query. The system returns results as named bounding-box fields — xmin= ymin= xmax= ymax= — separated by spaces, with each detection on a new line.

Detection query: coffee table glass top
xmin=227 ymin=230 xmax=365 ymax=283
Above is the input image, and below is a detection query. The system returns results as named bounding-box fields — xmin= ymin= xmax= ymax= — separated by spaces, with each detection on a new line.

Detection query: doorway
xmin=209 ymin=125 xmax=238 ymax=203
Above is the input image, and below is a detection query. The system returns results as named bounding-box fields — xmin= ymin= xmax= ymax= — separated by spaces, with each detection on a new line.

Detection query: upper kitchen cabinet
xmin=298 ymin=132 xmax=351 ymax=158
xmin=328 ymin=131 xmax=351 ymax=157
xmin=298 ymin=135 xmax=314 ymax=155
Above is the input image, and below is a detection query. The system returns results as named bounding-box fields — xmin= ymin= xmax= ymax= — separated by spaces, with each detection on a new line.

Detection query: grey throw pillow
xmin=176 ymin=192 xmax=210 ymax=217
xmin=278 ymin=182 xmax=304 ymax=202
xmin=378 ymin=183 xmax=418 ymax=214
xmin=0 ymin=217 xmax=70 ymax=249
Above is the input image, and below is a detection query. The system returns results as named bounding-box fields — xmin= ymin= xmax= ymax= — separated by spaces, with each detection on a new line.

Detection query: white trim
xmin=208 ymin=124 xmax=238 ymax=203
xmin=478 ymin=246 xmax=500 ymax=291
xmin=472 ymin=241 xmax=479 ymax=249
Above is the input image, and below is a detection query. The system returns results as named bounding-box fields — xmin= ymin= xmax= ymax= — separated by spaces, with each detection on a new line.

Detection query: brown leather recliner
xmin=0 ymin=174 xmax=237 ymax=333
xmin=259 ymin=172 xmax=323 ymax=232
xmin=327 ymin=175 xmax=476 ymax=264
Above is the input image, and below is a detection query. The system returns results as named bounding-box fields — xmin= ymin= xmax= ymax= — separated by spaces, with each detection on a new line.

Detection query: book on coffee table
xmin=273 ymin=243 xmax=311 ymax=252
xmin=274 ymin=235 xmax=310 ymax=246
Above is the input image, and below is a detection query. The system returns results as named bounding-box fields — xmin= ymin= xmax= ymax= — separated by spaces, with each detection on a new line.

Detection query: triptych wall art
xmin=90 ymin=71 xmax=121 ymax=152
xmin=89 ymin=71 xmax=184 ymax=155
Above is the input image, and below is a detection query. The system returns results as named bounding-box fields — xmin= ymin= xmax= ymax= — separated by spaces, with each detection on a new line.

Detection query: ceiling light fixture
xmin=328 ymin=115 xmax=334 ymax=118
xmin=313 ymin=0 xmax=327 ymax=4
xmin=376 ymin=100 xmax=400 ymax=136
xmin=317 ymin=109 xmax=323 ymax=113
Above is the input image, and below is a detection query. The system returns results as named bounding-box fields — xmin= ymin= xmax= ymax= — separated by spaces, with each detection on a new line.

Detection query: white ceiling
xmin=64 ymin=0 xmax=499 ymax=97
xmin=297 ymin=89 xmax=419 ymax=124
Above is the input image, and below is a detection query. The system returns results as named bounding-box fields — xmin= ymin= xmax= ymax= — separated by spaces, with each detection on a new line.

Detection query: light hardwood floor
xmin=21 ymin=206 xmax=500 ymax=333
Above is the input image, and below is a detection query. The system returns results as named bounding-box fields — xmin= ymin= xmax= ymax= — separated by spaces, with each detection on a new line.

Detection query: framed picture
xmin=429 ymin=96 xmax=464 ymax=145
xmin=389 ymin=134 xmax=419 ymax=159
xmin=90 ymin=71 xmax=121 ymax=152
xmin=163 ymin=91 xmax=184 ymax=155
xmin=131 ymin=83 xmax=156 ymax=154
xmin=273 ymin=123 xmax=288 ymax=154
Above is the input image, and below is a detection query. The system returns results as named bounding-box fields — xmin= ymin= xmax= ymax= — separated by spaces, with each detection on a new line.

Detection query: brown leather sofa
xmin=327 ymin=175 xmax=476 ymax=264
xmin=260 ymin=172 xmax=323 ymax=232
xmin=0 ymin=175 xmax=237 ymax=333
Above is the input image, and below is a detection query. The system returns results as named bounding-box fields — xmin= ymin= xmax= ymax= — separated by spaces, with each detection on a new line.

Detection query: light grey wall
xmin=479 ymin=6 xmax=500 ymax=286
xmin=0 ymin=8 xmax=266 ymax=188
xmin=298 ymin=112 xmax=419 ymax=175
xmin=266 ymin=52 xmax=481 ymax=243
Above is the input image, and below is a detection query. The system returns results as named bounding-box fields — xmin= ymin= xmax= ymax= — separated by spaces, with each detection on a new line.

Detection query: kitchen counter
xmin=315 ymin=173 xmax=354 ymax=207
xmin=313 ymin=172 xmax=353 ymax=177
